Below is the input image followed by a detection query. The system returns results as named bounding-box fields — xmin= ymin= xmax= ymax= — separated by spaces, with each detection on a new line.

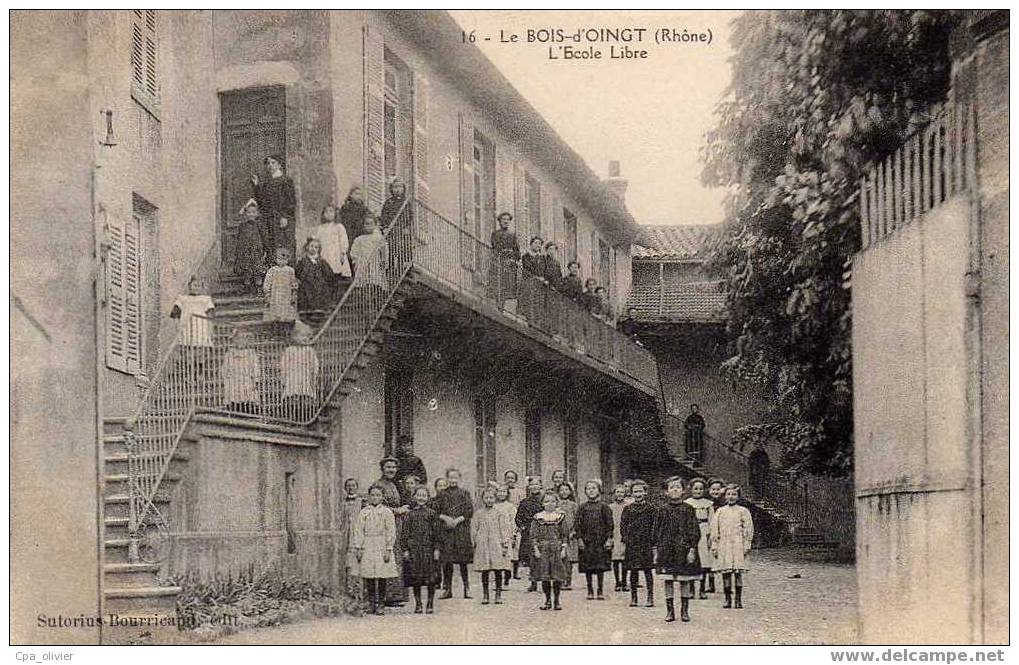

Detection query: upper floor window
xmin=131 ymin=10 xmax=160 ymax=118
xmin=564 ymin=209 xmax=578 ymax=265
xmin=382 ymin=51 xmax=412 ymax=185
xmin=525 ymin=175 xmax=541 ymax=241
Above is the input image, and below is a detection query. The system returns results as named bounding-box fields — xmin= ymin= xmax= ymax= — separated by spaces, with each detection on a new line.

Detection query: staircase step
xmin=104 ymin=562 xmax=162 ymax=587
xmin=105 ymin=449 xmax=190 ymax=475
xmin=104 ymin=538 xmax=134 ymax=564
xmin=104 ymin=493 xmax=171 ymax=519
xmin=103 ymin=586 xmax=181 ymax=613
xmin=105 ymin=471 xmax=182 ymax=495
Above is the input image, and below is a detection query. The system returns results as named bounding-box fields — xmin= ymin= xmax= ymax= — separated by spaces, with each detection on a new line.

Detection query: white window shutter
xmin=363 ymin=25 xmax=386 ymax=211
xmin=105 ymin=211 xmax=128 ymax=372
xmin=458 ymin=112 xmax=475 ymax=270
xmin=105 ymin=212 xmax=142 ymax=374
xmin=413 ymin=73 xmax=429 ymax=205
xmin=123 ymin=213 xmax=143 ymax=374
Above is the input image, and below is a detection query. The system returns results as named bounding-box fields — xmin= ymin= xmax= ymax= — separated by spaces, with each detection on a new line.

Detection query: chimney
xmin=605 ymin=160 xmax=628 ymax=203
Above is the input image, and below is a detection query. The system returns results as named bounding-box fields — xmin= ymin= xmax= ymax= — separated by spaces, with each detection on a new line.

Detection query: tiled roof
xmin=628 ymin=280 xmax=728 ymax=323
xmin=632 ymin=224 xmax=721 ymax=260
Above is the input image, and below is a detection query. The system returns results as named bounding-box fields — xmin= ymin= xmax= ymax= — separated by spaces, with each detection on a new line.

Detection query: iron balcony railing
xmin=410 ymin=200 xmax=659 ymax=389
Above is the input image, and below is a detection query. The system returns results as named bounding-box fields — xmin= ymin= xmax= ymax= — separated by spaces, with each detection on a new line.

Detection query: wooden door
xmin=220 ymin=86 xmax=286 ymax=267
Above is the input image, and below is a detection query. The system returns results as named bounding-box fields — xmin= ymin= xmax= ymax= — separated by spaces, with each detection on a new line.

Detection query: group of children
xmin=343 ymin=468 xmax=754 ymax=624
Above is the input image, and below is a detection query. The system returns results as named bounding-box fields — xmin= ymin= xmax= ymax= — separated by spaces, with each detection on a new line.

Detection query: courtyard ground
xmin=212 ymin=547 xmax=858 ymax=645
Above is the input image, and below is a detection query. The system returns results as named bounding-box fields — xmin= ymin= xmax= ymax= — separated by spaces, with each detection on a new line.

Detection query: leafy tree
xmin=701 ymin=10 xmax=961 ymax=474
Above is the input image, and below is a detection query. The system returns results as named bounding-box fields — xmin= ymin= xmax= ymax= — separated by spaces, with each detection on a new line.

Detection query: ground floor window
xmin=525 ymin=408 xmax=542 ymax=478
xmin=474 ymin=396 xmax=497 ymax=487
xmin=564 ymin=420 xmax=579 ymax=487
xmin=384 ymin=365 xmax=414 ymax=457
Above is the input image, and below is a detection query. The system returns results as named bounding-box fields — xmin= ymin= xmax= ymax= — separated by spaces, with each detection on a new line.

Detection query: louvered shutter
xmin=513 ymin=164 xmax=526 ymax=235
xmin=131 ymin=10 xmax=159 ymax=108
xmin=123 ymin=214 xmax=143 ymax=374
xmin=105 ymin=212 xmax=142 ymax=374
xmin=609 ymin=246 xmax=617 ymax=315
xmin=552 ymin=196 xmax=563 ymax=248
xmin=413 ymin=73 xmax=429 ymax=205
xmin=458 ymin=112 xmax=475 ymax=270
xmin=363 ymin=25 xmax=386 ymax=211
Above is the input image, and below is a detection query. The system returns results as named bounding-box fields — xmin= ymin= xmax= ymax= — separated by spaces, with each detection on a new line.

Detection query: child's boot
xmin=629 ymin=586 xmax=639 ymax=607
xmin=413 ymin=588 xmax=423 ymax=614
xmin=553 ymin=584 xmax=562 ymax=611
xmin=699 ymin=578 xmax=708 ymax=600
xmin=645 ymin=588 xmax=655 ymax=607
xmin=664 ymin=598 xmax=676 ymax=622
xmin=481 ymin=588 xmax=490 ymax=605
xmin=494 ymin=588 xmax=503 ymax=604
xmin=528 ymin=580 xmax=537 ymax=593
xmin=426 ymin=586 xmax=435 ymax=614
xmin=723 ymin=589 xmax=732 ymax=608
xmin=707 ymin=574 xmax=716 ymax=593
xmin=735 ymin=586 xmax=743 ymax=609
xmin=463 ymin=581 xmax=472 ymax=599
xmin=680 ymin=597 xmax=691 ymax=622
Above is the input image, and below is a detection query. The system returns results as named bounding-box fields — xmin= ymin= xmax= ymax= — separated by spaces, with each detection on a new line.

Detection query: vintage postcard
xmin=9 ymin=8 xmax=1008 ymax=649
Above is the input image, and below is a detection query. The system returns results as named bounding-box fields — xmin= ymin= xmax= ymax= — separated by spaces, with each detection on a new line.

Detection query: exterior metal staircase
xmin=107 ymin=201 xmax=417 ymax=617
xmin=661 ymin=414 xmax=853 ymax=551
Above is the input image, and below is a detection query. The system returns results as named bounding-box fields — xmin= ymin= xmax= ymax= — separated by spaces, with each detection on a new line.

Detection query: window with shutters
xmin=383 ymin=65 xmax=400 ymax=181
xmin=472 ymin=131 xmax=496 ymax=240
xmin=564 ymin=209 xmax=578 ymax=266
xmin=599 ymin=238 xmax=612 ymax=292
xmin=525 ymin=175 xmax=541 ymax=241
xmin=130 ymin=10 xmax=160 ymax=118
xmin=383 ymin=51 xmax=413 ymax=188
xmin=524 ymin=408 xmax=542 ymax=478
xmin=474 ymin=396 xmax=497 ymax=487
xmin=104 ymin=205 xmax=144 ymax=375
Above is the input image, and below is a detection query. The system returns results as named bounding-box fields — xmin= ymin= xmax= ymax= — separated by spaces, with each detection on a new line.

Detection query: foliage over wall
xmin=701 ymin=10 xmax=961 ymax=473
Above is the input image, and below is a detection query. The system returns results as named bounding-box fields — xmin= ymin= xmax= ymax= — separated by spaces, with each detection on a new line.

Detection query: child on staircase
xmin=234 ymin=199 xmax=267 ymax=294
xmin=279 ymin=321 xmax=319 ymax=421
xmin=263 ymin=246 xmax=298 ymax=333
xmin=219 ymin=328 xmax=261 ymax=415
xmin=170 ymin=276 xmax=216 ymax=396
xmin=710 ymin=484 xmax=755 ymax=609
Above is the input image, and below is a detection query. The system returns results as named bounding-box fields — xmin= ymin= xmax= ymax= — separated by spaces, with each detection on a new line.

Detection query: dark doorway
xmin=220 ymin=86 xmax=286 ymax=267
xmin=748 ymin=449 xmax=770 ymax=500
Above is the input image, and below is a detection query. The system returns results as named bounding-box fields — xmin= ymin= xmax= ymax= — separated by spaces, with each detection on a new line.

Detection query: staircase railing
xmin=126 ymin=200 xmax=415 ymax=539
xmin=667 ymin=421 xmax=854 ymax=545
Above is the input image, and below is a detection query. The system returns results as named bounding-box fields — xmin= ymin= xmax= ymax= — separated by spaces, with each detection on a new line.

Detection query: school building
xmin=10 ymin=10 xmax=670 ymax=643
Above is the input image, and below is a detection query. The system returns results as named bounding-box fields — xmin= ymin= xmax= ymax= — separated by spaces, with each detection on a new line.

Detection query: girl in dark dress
xmin=295 ymin=237 xmax=336 ymax=318
xmin=379 ymin=178 xmax=410 ymax=231
xmin=339 ymin=185 xmax=369 ymax=241
xmin=252 ymin=155 xmax=297 ymax=262
xmin=621 ymin=479 xmax=658 ymax=608
xmin=234 ymin=200 xmax=267 ymax=293
xmin=656 ymin=476 xmax=703 ymax=623
xmin=433 ymin=468 xmax=474 ymax=599
xmin=514 ymin=476 xmax=544 ymax=593
xmin=574 ymin=480 xmax=614 ymax=600
xmin=529 ymin=491 xmax=570 ymax=611
xmin=399 ymin=485 xmax=442 ymax=614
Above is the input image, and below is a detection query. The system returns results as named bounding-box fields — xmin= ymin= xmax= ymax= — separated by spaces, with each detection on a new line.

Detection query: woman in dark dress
xmin=339 ymin=185 xmax=369 ymax=241
xmin=252 ymin=154 xmax=297 ymax=262
xmin=399 ymin=485 xmax=442 ymax=614
xmin=574 ymin=480 xmax=615 ymax=600
xmin=295 ymin=237 xmax=335 ymax=319
xmin=514 ymin=476 xmax=544 ymax=592
xmin=490 ymin=212 xmax=521 ymax=306
xmin=433 ymin=468 xmax=474 ymax=599
xmin=656 ymin=476 xmax=703 ymax=623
